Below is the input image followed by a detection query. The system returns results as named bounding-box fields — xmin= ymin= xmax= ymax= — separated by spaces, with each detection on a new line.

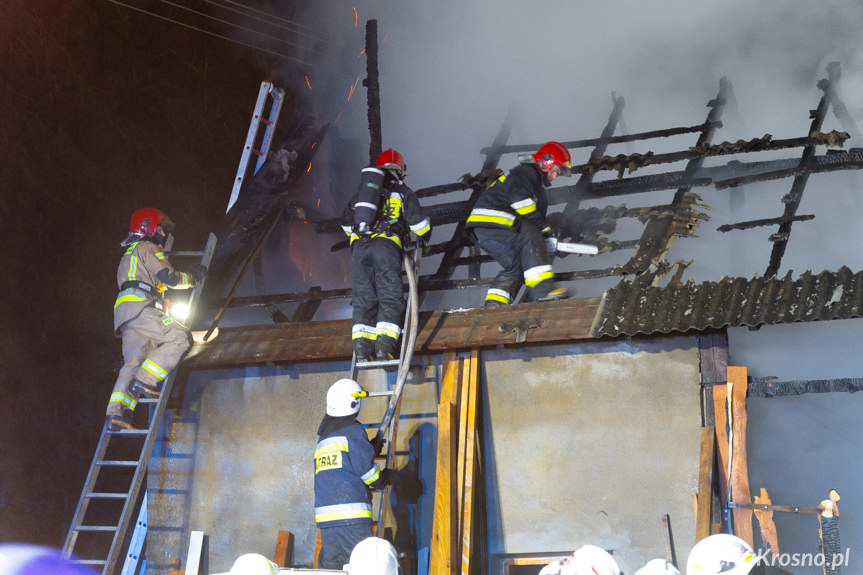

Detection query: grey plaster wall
xmin=147 ymin=359 xmax=442 ymax=574
xmin=481 ymin=336 xmax=703 ymax=575
xmin=147 ymin=335 xmax=704 ymax=575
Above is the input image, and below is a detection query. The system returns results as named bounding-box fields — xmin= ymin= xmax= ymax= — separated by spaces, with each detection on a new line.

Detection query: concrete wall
xmin=147 ymin=335 xmax=704 ymax=574
xmin=481 ymin=336 xmax=702 ymax=574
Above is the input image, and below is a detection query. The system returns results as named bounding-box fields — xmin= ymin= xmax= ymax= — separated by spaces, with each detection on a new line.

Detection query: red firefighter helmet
xmin=376 ymin=149 xmax=407 ymax=178
xmin=129 ymin=208 xmax=174 ymax=236
xmin=533 ymin=141 xmax=572 ymax=175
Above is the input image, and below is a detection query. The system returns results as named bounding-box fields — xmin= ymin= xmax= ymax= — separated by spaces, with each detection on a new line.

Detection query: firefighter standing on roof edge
xmin=314 ymin=379 xmax=390 ymax=570
xmin=341 ymin=149 xmax=431 ymax=361
xmin=105 ymin=208 xmax=206 ymax=431
xmin=465 ymin=141 xmax=573 ymax=306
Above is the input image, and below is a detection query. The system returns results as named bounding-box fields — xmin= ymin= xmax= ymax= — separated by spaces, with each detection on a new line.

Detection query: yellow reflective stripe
xmin=109 ymin=392 xmax=137 ymax=410
xmin=314 ymin=442 xmax=349 ymax=459
xmin=376 ymin=321 xmax=401 ymax=339
xmin=315 ymin=503 xmax=373 ymax=523
xmin=485 ymin=288 xmax=512 ymax=304
xmin=467 ymin=208 xmax=516 ymax=227
xmin=127 ymin=255 xmax=138 ymax=281
xmin=114 ymin=292 xmax=149 ymax=310
xmin=524 ymin=265 xmax=554 ymax=287
xmin=124 ymin=242 xmax=138 ymax=255
xmin=155 ymin=251 xmax=166 ymax=260
xmin=352 ymin=324 xmax=377 ymax=341
xmin=141 ymin=359 xmax=168 ymax=380
xmin=410 ymin=218 xmax=431 ymax=236
xmin=511 ymin=198 xmax=537 ymax=215
xmin=361 ymin=465 xmax=381 ymax=485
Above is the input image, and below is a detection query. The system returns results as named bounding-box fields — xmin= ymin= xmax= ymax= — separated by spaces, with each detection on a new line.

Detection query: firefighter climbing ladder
xmin=352 ymin=244 xmax=422 ymax=528
xmin=63 ymin=233 xmax=217 ymax=575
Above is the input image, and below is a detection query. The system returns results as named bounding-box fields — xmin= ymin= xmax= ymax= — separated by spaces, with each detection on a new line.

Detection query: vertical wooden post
xmin=695 ymin=426 xmax=715 ymax=542
xmin=460 ymin=351 xmax=479 ymax=575
xmin=430 ymin=401 xmax=457 ymax=575
xmin=273 ymin=530 xmax=294 ymax=568
xmin=727 ymin=365 xmax=753 ymax=545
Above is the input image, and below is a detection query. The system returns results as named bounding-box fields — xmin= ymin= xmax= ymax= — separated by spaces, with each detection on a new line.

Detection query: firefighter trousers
xmin=350 ymin=237 xmax=404 ymax=358
xmin=106 ymin=306 xmax=191 ymax=417
xmin=472 ymin=223 xmax=556 ymax=305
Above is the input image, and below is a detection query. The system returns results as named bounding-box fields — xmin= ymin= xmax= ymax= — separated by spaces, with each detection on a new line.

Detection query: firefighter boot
xmin=132 ymin=378 xmax=161 ymax=399
xmin=106 ymin=409 xmax=137 ymax=432
xmin=537 ymin=287 xmax=570 ymax=302
xmin=354 ymin=341 xmax=375 ymax=363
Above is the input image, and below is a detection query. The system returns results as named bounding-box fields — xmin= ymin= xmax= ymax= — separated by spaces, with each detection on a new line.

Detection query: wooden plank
xmin=429 ymin=402 xmax=457 ymax=575
xmin=695 ymin=426 xmax=715 ymax=542
xmin=184 ymin=531 xmax=205 ymax=575
xmin=698 ymin=330 xmax=728 ymax=428
xmin=441 ymin=351 xmax=461 ymax=407
xmin=273 ymin=530 xmax=294 ymax=568
xmin=752 ymin=489 xmax=779 ymax=557
xmin=456 ymin=354 xmax=470 ymax=516
xmin=184 ymin=298 xmax=603 ymax=369
xmin=460 ymin=351 xmax=479 ymax=575
xmin=713 ymin=382 xmax=730 ymax=508
xmin=727 ymin=366 xmax=753 ymax=546
xmin=313 ymin=529 xmax=321 ymax=569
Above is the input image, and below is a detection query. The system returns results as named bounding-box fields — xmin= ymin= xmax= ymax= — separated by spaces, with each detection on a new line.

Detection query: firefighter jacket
xmin=314 ymin=417 xmax=381 ymax=528
xmin=113 ymin=239 xmax=195 ymax=334
xmin=340 ymin=174 xmax=432 ymax=248
xmin=465 ymin=163 xmax=552 ymax=235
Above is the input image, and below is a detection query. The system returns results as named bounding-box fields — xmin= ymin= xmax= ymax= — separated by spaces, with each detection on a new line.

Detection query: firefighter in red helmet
xmin=465 ymin=141 xmax=572 ymax=306
xmin=340 ymin=149 xmax=431 ymax=361
xmin=105 ymin=208 xmax=206 ymax=431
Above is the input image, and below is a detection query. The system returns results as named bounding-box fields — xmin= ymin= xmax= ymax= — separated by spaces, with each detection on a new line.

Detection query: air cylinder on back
xmin=353 ymin=166 xmax=387 ymax=235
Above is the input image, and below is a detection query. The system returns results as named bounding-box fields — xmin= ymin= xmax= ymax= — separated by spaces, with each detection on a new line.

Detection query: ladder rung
xmin=75 ymin=525 xmax=119 ymax=532
xmin=357 ymin=359 xmax=401 ymax=369
xmin=97 ymin=460 xmax=141 ymax=467
xmin=71 ymin=559 xmax=108 ymax=566
xmin=86 ymin=492 xmax=130 ymax=499
xmin=106 ymin=428 xmax=151 ymax=436
xmin=139 ymin=397 xmax=159 ymax=404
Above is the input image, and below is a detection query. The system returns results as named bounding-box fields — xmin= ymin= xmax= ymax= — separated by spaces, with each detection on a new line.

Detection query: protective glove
xmin=370 ymin=434 xmax=386 ymax=458
xmin=190 ymin=264 xmax=208 ymax=284
xmin=545 ymin=236 xmax=558 ymax=255
xmin=370 ymin=467 xmax=391 ymax=490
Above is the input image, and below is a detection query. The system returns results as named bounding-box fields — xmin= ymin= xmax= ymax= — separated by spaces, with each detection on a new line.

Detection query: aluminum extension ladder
xmin=225 ymin=80 xmax=286 ymax=213
xmin=63 ymin=232 xmax=217 ymax=575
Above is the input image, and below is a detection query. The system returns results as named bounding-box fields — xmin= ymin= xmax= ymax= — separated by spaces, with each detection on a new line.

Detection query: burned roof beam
xmin=714 ymin=148 xmax=863 ymax=189
xmin=765 ymin=67 xmax=835 ymax=278
xmin=480 ymin=119 xmax=716 ymax=155
xmin=718 ymin=214 xmax=815 ymax=233
xmin=749 ymin=376 xmax=863 ymax=397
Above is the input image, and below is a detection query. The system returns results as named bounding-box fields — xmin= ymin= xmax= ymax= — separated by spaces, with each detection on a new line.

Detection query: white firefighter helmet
xmin=347 ymin=537 xmax=399 ymax=575
xmin=560 ymin=545 xmax=621 ymax=575
xmin=635 ymin=558 xmax=681 ymax=575
xmin=537 ymin=559 xmax=563 ymax=575
xmin=686 ymin=534 xmax=757 ymax=575
xmin=326 ymin=378 xmax=364 ymax=417
xmin=228 ymin=553 xmax=279 ymax=574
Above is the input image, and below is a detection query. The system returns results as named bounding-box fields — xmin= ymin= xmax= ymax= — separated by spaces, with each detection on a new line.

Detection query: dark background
xmin=0 ymin=0 xmax=300 ymax=545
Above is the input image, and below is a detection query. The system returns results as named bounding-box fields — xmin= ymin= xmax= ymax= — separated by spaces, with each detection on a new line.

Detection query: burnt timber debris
xmin=195 ymin=63 xmax=863 ymax=363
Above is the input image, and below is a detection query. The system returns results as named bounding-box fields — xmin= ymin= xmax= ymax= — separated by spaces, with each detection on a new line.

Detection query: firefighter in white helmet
xmin=635 ymin=558 xmax=680 ymax=575
xmin=314 ymin=379 xmax=390 ymax=569
xmin=686 ymin=534 xmax=757 ymax=575
xmin=226 ymin=553 xmax=279 ymax=574
xmin=538 ymin=545 xmax=621 ymax=575
xmin=347 ymin=537 xmax=400 ymax=575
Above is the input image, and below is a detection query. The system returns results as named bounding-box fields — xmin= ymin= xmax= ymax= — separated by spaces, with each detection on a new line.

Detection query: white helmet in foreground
xmin=635 ymin=558 xmax=681 ymax=575
xmin=561 ymin=545 xmax=621 ymax=575
xmin=686 ymin=534 xmax=757 ymax=575
xmin=327 ymin=378 xmax=364 ymax=416
xmin=347 ymin=537 xmax=399 ymax=575
xmin=228 ymin=553 xmax=278 ymax=574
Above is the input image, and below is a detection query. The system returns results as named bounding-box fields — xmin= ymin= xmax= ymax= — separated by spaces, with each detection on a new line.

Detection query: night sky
xmin=0 ymin=0 xmax=300 ymax=545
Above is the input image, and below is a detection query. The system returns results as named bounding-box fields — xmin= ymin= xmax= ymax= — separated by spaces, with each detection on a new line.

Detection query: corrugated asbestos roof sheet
xmin=591 ymin=266 xmax=863 ymax=338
